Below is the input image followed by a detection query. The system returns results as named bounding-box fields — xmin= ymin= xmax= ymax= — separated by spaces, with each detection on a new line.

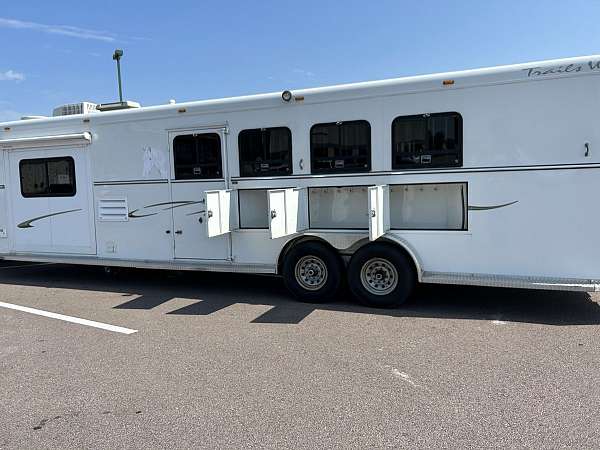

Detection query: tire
xmin=348 ymin=243 xmax=415 ymax=308
xmin=282 ymin=241 xmax=343 ymax=303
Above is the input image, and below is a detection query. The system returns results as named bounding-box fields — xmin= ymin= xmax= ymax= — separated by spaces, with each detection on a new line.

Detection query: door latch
xmin=175 ymin=230 xmax=183 ymax=235
xmin=270 ymin=210 xmax=277 ymax=219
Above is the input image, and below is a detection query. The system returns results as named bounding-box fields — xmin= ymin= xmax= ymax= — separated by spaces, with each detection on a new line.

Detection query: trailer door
xmin=169 ymin=128 xmax=230 ymax=260
xmin=8 ymin=146 xmax=95 ymax=254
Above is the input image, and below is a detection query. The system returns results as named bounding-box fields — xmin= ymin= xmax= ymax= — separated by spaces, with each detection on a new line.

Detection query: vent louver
xmin=98 ymin=198 xmax=129 ymax=221
xmin=52 ymin=102 xmax=98 ymax=117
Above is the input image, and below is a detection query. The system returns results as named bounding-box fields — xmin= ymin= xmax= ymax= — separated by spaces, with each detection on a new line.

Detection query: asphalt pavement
xmin=0 ymin=261 xmax=599 ymax=449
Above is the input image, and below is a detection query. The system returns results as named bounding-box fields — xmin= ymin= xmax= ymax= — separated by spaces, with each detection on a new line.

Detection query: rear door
xmin=8 ymin=146 xmax=95 ymax=254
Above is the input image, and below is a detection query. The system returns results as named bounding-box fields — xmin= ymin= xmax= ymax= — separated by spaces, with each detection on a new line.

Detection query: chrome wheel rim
xmin=295 ymin=255 xmax=328 ymax=291
xmin=360 ymin=258 xmax=398 ymax=296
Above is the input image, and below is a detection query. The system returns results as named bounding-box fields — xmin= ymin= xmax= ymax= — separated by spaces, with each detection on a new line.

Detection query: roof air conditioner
xmin=52 ymin=102 xmax=98 ymax=117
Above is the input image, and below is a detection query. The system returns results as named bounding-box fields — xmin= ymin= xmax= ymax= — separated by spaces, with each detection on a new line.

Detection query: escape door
xmin=8 ymin=146 xmax=95 ymax=254
xmin=169 ymin=128 xmax=230 ymax=260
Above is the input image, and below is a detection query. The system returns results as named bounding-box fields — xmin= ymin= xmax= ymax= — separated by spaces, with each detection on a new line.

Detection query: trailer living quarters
xmin=1 ymin=55 xmax=599 ymax=307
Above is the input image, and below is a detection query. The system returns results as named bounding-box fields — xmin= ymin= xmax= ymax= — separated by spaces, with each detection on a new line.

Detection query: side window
xmin=392 ymin=112 xmax=462 ymax=169
xmin=310 ymin=120 xmax=371 ymax=174
xmin=20 ymin=157 xmax=76 ymax=197
xmin=238 ymin=127 xmax=292 ymax=177
xmin=173 ymin=133 xmax=222 ymax=180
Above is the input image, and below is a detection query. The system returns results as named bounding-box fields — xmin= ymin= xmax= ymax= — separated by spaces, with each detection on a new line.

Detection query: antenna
xmin=97 ymin=49 xmax=140 ymax=112
xmin=112 ymin=49 xmax=124 ymax=103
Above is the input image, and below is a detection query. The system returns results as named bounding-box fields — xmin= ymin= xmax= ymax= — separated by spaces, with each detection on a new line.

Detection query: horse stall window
xmin=309 ymin=186 xmax=369 ymax=229
xmin=238 ymin=127 xmax=292 ymax=177
xmin=20 ymin=157 xmax=76 ymax=197
xmin=310 ymin=120 xmax=371 ymax=174
xmin=173 ymin=133 xmax=222 ymax=180
xmin=389 ymin=183 xmax=467 ymax=230
xmin=392 ymin=112 xmax=462 ymax=169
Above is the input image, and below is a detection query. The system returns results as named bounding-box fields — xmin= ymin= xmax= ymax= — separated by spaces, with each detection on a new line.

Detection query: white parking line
xmin=0 ymin=301 xmax=138 ymax=335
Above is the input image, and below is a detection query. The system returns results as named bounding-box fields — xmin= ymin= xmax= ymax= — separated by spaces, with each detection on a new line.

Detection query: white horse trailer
xmin=1 ymin=55 xmax=599 ymax=307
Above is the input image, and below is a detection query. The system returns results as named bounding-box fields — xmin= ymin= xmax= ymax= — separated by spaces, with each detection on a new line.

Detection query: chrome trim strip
xmin=231 ymin=163 xmax=600 ymax=182
xmin=421 ymin=271 xmax=600 ymax=292
xmin=0 ymin=254 xmax=277 ymax=274
xmin=94 ymin=179 xmax=168 ymax=186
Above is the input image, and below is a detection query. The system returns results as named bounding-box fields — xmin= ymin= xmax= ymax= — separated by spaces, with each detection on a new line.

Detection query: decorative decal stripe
xmin=18 ymin=209 xmax=82 ymax=229
xmin=468 ymin=201 xmax=518 ymax=211
xmin=128 ymin=210 xmax=158 ymax=219
xmin=186 ymin=210 xmax=206 ymax=216
xmin=128 ymin=200 xmax=205 ymax=219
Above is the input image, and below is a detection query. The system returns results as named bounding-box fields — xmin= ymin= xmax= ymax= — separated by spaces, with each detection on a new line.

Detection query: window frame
xmin=310 ymin=119 xmax=372 ymax=174
xmin=238 ymin=126 xmax=293 ymax=177
xmin=391 ymin=111 xmax=463 ymax=170
xmin=19 ymin=156 xmax=76 ymax=198
xmin=173 ymin=132 xmax=223 ymax=181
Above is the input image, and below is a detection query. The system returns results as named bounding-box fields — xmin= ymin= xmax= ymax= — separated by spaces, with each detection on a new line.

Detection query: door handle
xmin=175 ymin=230 xmax=183 ymax=235
xmin=270 ymin=210 xmax=277 ymax=219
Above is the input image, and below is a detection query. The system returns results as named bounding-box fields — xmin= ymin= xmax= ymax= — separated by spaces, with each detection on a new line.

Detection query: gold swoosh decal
xmin=18 ymin=209 xmax=83 ymax=229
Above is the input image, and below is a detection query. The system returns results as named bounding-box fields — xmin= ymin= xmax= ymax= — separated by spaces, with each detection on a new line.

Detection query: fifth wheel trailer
xmin=0 ymin=55 xmax=599 ymax=307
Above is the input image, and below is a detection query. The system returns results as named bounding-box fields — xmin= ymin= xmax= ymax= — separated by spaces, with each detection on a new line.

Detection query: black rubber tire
xmin=282 ymin=241 xmax=343 ymax=303
xmin=347 ymin=243 xmax=415 ymax=308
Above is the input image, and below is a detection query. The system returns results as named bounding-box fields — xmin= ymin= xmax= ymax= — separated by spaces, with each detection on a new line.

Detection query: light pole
xmin=112 ymin=49 xmax=124 ymax=103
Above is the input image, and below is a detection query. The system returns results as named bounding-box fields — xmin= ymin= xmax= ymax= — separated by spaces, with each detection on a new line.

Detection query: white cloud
xmin=0 ymin=17 xmax=116 ymax=42
xmin=0 ymin=70 xmax=25 ymax=82
xmin=292 ymin=68 xmax=316 ymax=78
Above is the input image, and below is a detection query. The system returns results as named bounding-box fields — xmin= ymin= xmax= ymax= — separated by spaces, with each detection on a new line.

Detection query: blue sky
xmin=1 ymin=0 xmax=599 ymax=121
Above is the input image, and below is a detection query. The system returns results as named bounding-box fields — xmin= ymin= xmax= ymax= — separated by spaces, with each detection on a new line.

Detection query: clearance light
xmin=443 ymin=79 xmax=455 ymax=86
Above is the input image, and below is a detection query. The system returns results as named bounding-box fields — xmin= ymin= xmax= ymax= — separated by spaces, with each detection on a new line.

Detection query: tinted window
xmin=20 ymin=157 xmax=76 ymax=197
xmin=392 ymin=112 xmax=462 ymax=169
xmin=173 ymin=133 xmax=222 ymax=180
xmin=310 ymin=120 xmax=371 ymax=174
xmin=239 ymin=127 xmax=292 ymax=177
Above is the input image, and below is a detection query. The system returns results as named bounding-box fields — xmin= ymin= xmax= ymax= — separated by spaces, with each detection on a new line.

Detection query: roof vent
xmin=53 ymin=102 xmax=98 ymax=117
xmin=97 ymin=101 xmax=141 ymax=112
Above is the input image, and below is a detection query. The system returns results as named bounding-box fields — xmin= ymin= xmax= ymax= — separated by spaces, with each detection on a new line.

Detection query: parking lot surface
xmin=0 ymin=261 xmax=599 ymax=449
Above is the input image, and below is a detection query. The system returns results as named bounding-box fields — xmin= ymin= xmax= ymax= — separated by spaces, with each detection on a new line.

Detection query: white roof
xmin=3 ymin=54 xmax=600 ymax=128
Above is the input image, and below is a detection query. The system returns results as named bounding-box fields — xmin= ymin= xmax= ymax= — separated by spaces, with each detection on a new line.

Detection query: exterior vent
xmin=98 ymin=198 xmax=129 ymax=221
xmin=53 ymin=102 xmax=98 ymax=117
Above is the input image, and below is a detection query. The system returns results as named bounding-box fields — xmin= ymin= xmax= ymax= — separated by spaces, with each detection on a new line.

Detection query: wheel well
xmin=277 ymin=236 xmax=340 ymax=275
xmin=345 ymin=237 xmax=422 ymax=282
xmin=277 ymin=235 xmax=421 ymax=281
